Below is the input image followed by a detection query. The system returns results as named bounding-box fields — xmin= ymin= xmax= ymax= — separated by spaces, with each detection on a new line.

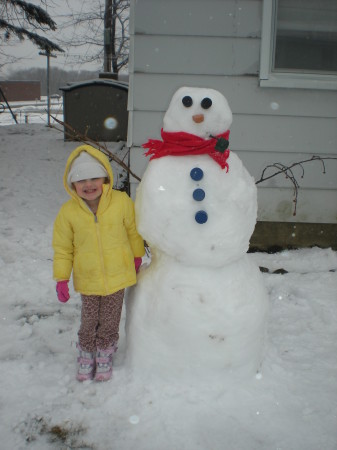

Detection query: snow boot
xmin=76 ymin=344 xmax=95 ymax=382
xmin=94 ymin=345 xmax=117 ymax=382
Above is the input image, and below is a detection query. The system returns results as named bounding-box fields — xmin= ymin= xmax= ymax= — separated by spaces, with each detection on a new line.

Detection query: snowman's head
xmin=163 ymin=87 xmax=232 ymax=139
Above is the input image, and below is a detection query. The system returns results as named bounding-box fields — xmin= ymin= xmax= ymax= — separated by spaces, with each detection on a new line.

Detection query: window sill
xmin=259 ymin=73 xmax=337 ymax=91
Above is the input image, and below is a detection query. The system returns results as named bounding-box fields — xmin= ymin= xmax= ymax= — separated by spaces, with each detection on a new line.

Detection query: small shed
xmin=60 ymin=79 xmax=128 ymax=142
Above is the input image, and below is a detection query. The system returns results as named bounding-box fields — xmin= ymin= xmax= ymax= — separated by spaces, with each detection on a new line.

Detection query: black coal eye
xmin=201 ymin=97 xmax=212 ymax=109
xmin=182 ymin=96 xmax=193 ymax=107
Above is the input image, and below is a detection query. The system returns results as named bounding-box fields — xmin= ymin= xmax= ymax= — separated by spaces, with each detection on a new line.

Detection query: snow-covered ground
xmin=0 ymin=122 xmax=336 ymax=449
xmin=0 ymin=97 xmax=63 ymax=126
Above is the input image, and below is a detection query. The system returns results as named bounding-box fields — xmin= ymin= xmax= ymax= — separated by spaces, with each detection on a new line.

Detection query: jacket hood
xmin=63 ymin=145 xmax=114 ymax=199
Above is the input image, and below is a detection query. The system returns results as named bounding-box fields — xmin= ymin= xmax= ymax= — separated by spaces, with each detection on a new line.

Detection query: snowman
xmin=125 ymin=87 xmax=269 ymax=381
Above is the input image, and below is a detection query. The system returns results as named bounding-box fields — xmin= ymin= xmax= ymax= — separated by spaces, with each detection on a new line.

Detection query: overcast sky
xmin=3 ymin=0 xmax=105 ymax=76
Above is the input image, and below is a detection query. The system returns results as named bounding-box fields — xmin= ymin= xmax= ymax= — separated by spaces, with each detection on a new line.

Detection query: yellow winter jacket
xmin=52 ymin=145 xmax=145 ymax=296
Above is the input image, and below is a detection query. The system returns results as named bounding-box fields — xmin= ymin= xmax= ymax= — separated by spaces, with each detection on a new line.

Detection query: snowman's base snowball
xmin=125 ymin=254 xmax=269 ymax=382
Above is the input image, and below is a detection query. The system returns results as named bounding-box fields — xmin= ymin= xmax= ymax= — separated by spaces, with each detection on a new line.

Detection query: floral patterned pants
xmin=78 ymin=290 xmax=124 ymax=352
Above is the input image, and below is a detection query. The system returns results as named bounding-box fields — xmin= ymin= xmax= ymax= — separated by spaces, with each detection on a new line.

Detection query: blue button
xmin=195 ymin=210 xmax=208 ymax=224
xmin=190 ymin=167 xmax=204 ymax=181
xmin=193 ymin=188 xmax=205 ymax=201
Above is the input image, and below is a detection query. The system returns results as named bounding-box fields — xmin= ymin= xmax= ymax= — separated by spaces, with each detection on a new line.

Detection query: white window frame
xmin=259 ymin=0 xmax=337 ymax=90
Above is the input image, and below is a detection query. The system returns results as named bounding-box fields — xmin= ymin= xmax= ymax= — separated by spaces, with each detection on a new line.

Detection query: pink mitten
xmin=56 ymin=280 xmax=70 ymax=303
xmin=134 ymin=257 xmax=142 ymax=273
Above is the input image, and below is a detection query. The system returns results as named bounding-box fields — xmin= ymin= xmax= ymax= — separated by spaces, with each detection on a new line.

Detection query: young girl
xmin=53 ymin=144 xmax=145 ymax=382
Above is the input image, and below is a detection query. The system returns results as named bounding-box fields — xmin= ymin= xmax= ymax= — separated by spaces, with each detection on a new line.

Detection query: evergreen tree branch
xmin=1 ymin=0 xmax=63 ymax=52
xmin=0 ymin=19 xmax=63 ymax=52
xmin=9 ymin=0 xmax=57 ymax=30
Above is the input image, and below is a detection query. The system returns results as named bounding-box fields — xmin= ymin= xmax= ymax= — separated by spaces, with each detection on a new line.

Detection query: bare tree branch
xmin=56 ymin=0 xmax=129 ymax=73
xmin=50 ymin=115 xmax=141 ymax=182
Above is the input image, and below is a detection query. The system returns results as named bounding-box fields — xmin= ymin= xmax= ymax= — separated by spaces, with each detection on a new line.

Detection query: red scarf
xmin=142 ymin=129 xmax=230 ymax=171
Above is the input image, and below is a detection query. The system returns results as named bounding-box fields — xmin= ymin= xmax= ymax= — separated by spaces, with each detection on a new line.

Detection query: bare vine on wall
xmin=255 ymin=156 xmax=337 ymax=215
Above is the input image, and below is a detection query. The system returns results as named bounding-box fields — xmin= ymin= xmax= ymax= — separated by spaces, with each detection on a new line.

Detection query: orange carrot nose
xmin=192 ymin=114 xmax=204 ymax=123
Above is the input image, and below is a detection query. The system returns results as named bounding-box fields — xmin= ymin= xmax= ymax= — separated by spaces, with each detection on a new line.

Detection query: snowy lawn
xmin=0 ymin=124 xmax=336 ymax=449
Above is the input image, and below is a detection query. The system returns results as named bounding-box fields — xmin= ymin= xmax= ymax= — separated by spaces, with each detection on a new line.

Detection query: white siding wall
xmin=128 ymin=0 xmax=337 ymax=224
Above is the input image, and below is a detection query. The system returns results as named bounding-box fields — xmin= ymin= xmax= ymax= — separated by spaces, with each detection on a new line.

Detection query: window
xmin=260 ymin=0 xmax=337 ymax=89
